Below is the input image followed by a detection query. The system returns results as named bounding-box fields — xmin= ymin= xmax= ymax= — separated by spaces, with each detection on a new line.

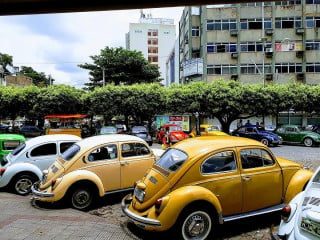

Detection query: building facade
xmin=179 ymin=2 xmax=320 ymax=85
xmin=126 ymin=12 xmax=176 ymax=86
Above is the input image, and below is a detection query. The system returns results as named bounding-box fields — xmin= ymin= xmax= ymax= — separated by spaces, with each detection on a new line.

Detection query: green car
xmin=0 ymin=134 xmax=26 ymax=162
xmin=275 ymin=124 xmax=320 ymax=147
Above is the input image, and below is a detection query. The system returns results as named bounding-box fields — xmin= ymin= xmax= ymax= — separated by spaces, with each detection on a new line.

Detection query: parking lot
xmin=0 ymin=143 xmax=319 ymax=240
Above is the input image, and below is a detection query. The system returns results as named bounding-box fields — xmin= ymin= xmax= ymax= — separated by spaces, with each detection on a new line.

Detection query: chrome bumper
xmin=121 ymin=194 xmax=161 ymax=227
xmin=31 ymin=183 xmax=54 ymax=198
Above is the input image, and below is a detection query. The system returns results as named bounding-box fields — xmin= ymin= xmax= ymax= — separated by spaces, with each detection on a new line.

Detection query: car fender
xmin=278 ymin=191 xmax=304 ymax=237
xmin=0 ymin=162 xmax=42 ymax=188
xmin=51 ymin=169 xmax=104 ymax=201
xmin=148 ymin=185 xmax=223 ymax=231
xmin=284 ymin=169 xmax=314 ymax=203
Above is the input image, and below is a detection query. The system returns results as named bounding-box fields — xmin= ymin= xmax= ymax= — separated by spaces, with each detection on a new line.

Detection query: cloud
xmin=0 ymin=7 xmax=184 ymax=89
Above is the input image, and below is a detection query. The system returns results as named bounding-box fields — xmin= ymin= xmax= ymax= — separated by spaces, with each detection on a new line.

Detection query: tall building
xmin=179 ymin=2 xmax=320 ymax=85
xmin=126 ymin=11 xmax=176 ymax=86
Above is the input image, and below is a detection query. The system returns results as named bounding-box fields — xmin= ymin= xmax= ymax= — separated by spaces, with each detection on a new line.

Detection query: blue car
xmin=232 ymin=124 xmax=283 ymax=146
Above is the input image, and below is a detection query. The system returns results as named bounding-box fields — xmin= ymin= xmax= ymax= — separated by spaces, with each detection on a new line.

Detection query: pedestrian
xmin=237 ymin=119 xmax=243 ymax=128
xmin=162 ymin=127 xmax=171 ymax=149
xmin=245 ymin=120 xmax=251 ymax=126
xmin=259 ymin=122 xmax=265 ymax=130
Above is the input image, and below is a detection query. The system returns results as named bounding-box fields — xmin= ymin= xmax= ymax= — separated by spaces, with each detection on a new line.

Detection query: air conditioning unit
xmin=230 ymin=29 xmax=238 ymax=36
xmin=231 ymin=52 xmax=238 ymax=58
xmin=297 ymin=73 xmax=305 ymax=80
xmin=296 ymin=51 xmax=304 ymax=58
xmin=296 ymin=28 xmax=305 ymax=35
xmin=265 ymin=74 xmax=273 ymax=81
xmin=265 ymin=48 xmax=273 ymax=53
xmin=265 ymin=29 xmax=274 ymax=36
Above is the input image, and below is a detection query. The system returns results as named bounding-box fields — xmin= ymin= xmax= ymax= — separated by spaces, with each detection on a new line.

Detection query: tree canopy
xmin=79 ymin=47 xmax=161 ymax=90
xmin=0 ymin=53 xmax=13 ymax=75
xmin=19 ymin=66 xmax=55 ymax=87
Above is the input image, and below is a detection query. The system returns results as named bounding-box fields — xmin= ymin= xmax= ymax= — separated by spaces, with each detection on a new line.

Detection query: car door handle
xmin=120 ymin=161 xmax=129 ymax=166
xmin=242 ymin=176 xmax=251 ymax=181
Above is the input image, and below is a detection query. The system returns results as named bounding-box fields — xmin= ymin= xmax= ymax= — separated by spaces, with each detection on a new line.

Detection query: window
xmin=121 ymin=142 xmax=150 ymax=158
xmin=148 ymin=47 xmax=158 ymax=54
xmin=2 ymin=141 xmax=22 ymax=151
xmin=306 ymin=63 xmax=320 ymax=73
xmin=240 ymin=18 xmax=272 ymax=30
xmin=89 ymin=144 xmax=117 ymax=161
xmin=306 ymin=17 xmax=320 ymax=28
xmin=207 ymin=19 xmax=237 ymax=30
xmin=306 ymin=0 xmax=320 ymax=4
xmin=148 ymin=56 xmax=158 ymax=63
xmin=201 ymin=150 xmax=236 ymax=174
xmin=156 ymin=148 xmax=188 ymax=172
xmin=240 ymin=148 xmax=274 ymax=169
xmin=240 ymin=42 xmax=271 ymax=52
xmin=275 ymin=63 xmax=302 ymax=73
xmin=61 ymin=144 xmax=80 ymax=161
xmin=241 ymin=64 xmax=272 ymax=74
xmin=148 ymin=38 xmax=158 ymax=45
xmin=207 ymin=65 xmax=237 ymax=75
xmin=275 ymin=0 xmax=301 ymax=5
xmin=148 ymin=29 xmax=158 ymax=36
xmin=60 ymin=142 xmax=76 ymax=154
xmin=207 ymin=43 xmax=237 ymax=53
xmin=306 ymin=41 xmax=320 ymax=50
xmin=192 ymin=26 xmax=200 ymax=36
xmin=30 ymin=143 xmax=57 ymax=157
xmin=275 ymin=17 xmax=301 ymax=28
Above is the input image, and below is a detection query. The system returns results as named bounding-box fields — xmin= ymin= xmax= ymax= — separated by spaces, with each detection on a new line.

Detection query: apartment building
xmin=126 ymin=12 xmax=176 ymax=86
xmin=179 ymin=2 xmax=320 ymax=86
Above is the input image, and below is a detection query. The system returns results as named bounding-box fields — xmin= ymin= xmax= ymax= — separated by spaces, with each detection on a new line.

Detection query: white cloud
xmin=0 ymin=7 xmax=184 ymax=88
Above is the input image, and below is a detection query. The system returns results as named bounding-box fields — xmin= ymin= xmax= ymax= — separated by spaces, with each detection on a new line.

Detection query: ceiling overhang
xmin=0 ymin=0 xmax=247 ymax=15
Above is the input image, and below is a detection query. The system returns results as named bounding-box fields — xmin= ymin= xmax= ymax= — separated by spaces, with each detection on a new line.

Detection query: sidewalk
xmin=0 ymin=192 xmax=134 ymax=240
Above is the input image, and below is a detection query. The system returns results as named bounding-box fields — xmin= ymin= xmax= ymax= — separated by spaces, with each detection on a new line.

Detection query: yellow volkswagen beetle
xmin=32 ymin=134 xmax=157 ymax=210
xmin=189 ymin=124 xmax=228 ymax=137
xmin=122 ymin=136 xmax=313 ymax=239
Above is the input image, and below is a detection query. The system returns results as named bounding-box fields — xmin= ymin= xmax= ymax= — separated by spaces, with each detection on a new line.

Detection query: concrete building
xmin=179 ymin=3 xmax=320 ymax=85
xmin=126 ymin=11 xmax=176 ymax=86
xmin=178 ymin=2 xmax=320 ymax=127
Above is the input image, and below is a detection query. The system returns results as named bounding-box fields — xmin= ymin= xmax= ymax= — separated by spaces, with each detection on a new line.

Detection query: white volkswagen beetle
xmin=0 ymin=134 xmax=81 ymax=195
xmin=273 ymin=166 xmax=320 ymax=240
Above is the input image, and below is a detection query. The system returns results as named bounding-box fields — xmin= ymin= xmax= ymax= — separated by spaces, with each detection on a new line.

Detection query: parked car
xmin=273 ymin=166 xmax=320 ymax=240
xmin=129 ymin=126 xmax=153 ymax=146
xmin=189 ymin=124 xmax=228 ymax=137
xmin=0 ymin=124 xmax=10 ymax=133
xmin=32 ymin=134 xmax=158 ymax=210
xmin=0 ymin=134 xmax=81 ymax=195
xmin=19 ymin=125 xmax=43 ymax=137
xmin=232 ymin=124 xmax=283 ymax=146
xmin=275 ymin=124 xmax=320 ymax=147
xmin=0 ymin=134 xmax=26 ymax=161
xmin=122 ymin=136 xmax=313 ymax=239
xmin=156 ymin=124 xmax=190 ymax=144
xmin=99 ymin=126 xmax=117 ymax=135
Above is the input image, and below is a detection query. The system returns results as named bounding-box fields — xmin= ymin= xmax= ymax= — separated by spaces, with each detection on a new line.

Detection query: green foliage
xmin=19 ymin=66 xmax=54 ymax=87
xmin=79 ymin=47 xmax=161 ymax=90
xmin=0 ymin=53 xmax=13 ymax=75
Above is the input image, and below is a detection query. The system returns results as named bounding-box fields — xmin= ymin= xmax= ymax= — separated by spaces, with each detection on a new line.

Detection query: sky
xmin=0 ymin=7 xmax=184 ymax=88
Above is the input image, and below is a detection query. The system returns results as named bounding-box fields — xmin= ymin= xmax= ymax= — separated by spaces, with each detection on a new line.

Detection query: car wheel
xmin=12 ymin=174 xmax=37 ymax=196
xmin=303 ymin=137 xmax=314 ymax=147
xmin=148 ymin=141 xmax=153 ymax=146
xmin=70 ymin=187 xmax=94 ymax=211
xmin=176 ymin=206 xmax=214 ymax=240
xmin=261 ymin=138 xmax=269 ymax=146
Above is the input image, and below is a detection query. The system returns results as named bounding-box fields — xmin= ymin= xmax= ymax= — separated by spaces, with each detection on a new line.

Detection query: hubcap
xmin=73 ymin=190 xmax=91 ymax=208
xmin=15 ymin=178 xmax=33 ymax=194
xmin=182 ymin=211 xmax=211 ymax=239
xmin=305 ymin=138 xmax=312 ymax=146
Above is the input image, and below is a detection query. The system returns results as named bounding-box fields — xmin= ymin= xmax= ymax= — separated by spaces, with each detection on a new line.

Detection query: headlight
xmin=134 ymin=186 xmax=145 ymax=202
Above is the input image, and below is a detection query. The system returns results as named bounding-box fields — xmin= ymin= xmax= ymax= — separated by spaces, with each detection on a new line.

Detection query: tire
xmin=303 ymin=137 xmax=314 ymax=147
xmin=11 ymin=174 xmax=37 ymax=196
xmin=148 ymin=141 xmax=153 ymax=146
xmin=261 ymin=138 xmax=269 ymax=146
xmin=175 ymin=206 xmax=214 ymax=240
xmin=70 ymin=186 xmax=94 ymax=211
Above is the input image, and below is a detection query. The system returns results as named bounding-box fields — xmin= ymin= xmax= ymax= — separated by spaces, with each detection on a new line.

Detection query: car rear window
xmin=11 ymin=143 xmax=26 ymax=156
xmin=61 ymin=144 xmax=80 ymax=161
xmin=156 ymin=148 xmax=188 ymax=172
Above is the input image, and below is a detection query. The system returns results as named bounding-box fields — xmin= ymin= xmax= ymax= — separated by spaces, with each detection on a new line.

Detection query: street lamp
xmin=195 ymin=112 xmax=200 ymax=136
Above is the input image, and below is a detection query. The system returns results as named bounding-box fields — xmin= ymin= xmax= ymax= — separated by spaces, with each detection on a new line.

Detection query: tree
xmin=0 ymin=53 xmax=13 ymax=75
xmin=19 ymin=66 xmax=54 ymax=87
xmin=79 ymin=47 xmax=161 ymax=90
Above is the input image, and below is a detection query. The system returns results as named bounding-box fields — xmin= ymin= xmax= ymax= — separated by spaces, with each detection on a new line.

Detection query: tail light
xmin=51 ymin=179 xmax=57 ymax=188
xmin=280 ymin=205 xmax=291 ymax=222
xmin=154 ymin=196 xmax=169 ymax=214
xmin=155 ymin=198 xmax=163 ymax=211
xmin=0 ymin=168 xmax=6 ymax=176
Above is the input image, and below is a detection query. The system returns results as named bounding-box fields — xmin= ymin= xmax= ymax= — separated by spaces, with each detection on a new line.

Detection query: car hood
xmin=132 ymin=165 xmax=173 ymax=211
xmin=171 ymin=131 xmax=188 ymax=139
xmin=39 ymin=157 xmax=65 ymax=190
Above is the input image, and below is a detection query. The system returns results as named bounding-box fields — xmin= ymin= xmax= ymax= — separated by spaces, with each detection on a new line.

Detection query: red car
xmin=157 ymin=124 xmax=189 ymax=144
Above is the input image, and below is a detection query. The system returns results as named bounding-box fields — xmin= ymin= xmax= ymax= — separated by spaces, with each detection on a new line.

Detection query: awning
xmin=44 ymin=114 xmax=89 ymax=119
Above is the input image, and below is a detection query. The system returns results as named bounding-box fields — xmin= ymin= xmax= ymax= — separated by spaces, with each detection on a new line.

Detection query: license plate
xmin=301 ymin=217 xmax=320 ymax=238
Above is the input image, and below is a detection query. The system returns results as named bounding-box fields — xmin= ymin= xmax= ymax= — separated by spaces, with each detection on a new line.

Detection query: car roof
xmin=174 ymin=136 xmax=265 ymax=158
xmin=75 ymin=134 xmax=147 ymax=149
xmin=25 ymin=134 xmax=81 ymax=147
xmin=161 ymin=124 xmax=179 ymax=127
xmin=0 ymin=134 xmax=26 ymax=141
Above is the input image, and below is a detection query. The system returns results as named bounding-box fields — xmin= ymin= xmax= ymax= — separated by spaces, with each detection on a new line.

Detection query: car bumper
xmin=31 ymin=183 xmax=54 ymax=198
xmin=121 ymin=194 xmax=161 ymax=228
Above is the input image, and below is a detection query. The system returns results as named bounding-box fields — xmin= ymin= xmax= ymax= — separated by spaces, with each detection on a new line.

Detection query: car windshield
xmin=61 ymin=144 xmax=80 ymax=161
xmin=312 ymin=170 xmax=320 ymax=183
xmin=156 ymin=148 xmax=188 ymax=172
xmin=169 ymin=126 xmax=182 ymax=131
xmin=132 ymin=126 xmax=147 ymax=133
xmin=207 ymin=126 xmax=219 ymax=131
xmin=101 ymin=127 xmax=116 ymax=134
